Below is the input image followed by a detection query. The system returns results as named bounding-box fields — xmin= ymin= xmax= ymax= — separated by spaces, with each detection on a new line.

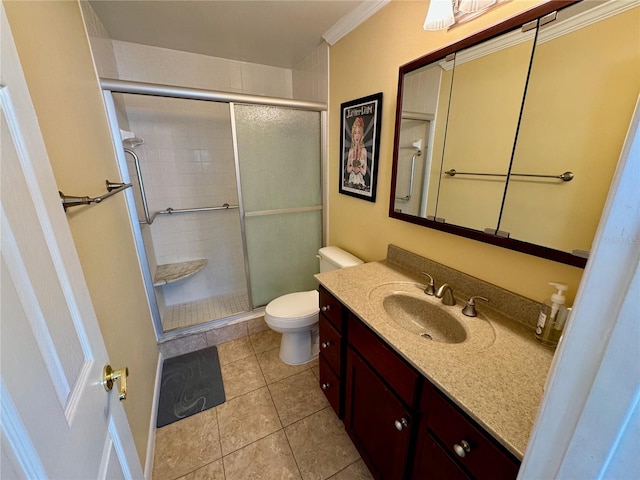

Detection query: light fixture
xmin=423 ymin=0 xmax=455 ymax=31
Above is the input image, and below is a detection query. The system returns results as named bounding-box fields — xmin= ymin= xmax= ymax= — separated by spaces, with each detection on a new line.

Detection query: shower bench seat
xmin=153 ymin=259 xmax=208 ymax=287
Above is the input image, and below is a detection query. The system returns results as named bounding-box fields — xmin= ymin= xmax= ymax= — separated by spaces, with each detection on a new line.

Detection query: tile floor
xmin=152 ymin=329 xmax=374 ymax=480
xmin=163 ymin=291 xmax=250 ymax=331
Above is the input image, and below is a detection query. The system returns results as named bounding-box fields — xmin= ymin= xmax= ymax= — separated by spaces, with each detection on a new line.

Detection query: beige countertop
xmin=316 ymin=260 xmax=554 ymax=460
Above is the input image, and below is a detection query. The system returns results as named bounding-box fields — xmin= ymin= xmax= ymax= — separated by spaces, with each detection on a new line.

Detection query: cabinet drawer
xmin=319 ymin=315 xmax=341 ymax=375
xmin=427 ymin=390 xmax=519 ymax=480
xmin=348 ymin=313 xmax=420 ymax=408
xmin=319 ymin=286 xmax=343 ymax=331
xmin=319 ymin=355 xmax=341 ymax=418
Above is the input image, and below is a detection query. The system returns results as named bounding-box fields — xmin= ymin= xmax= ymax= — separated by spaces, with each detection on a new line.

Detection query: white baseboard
xmin=144 ymin=351 xmax=164 ymax=480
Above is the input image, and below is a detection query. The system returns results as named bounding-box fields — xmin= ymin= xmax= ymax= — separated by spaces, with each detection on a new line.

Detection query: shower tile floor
xmin=163 ymin=291 xmax=250 ymax=331
xmin=152 ymin=329 xmax=374 ymax=480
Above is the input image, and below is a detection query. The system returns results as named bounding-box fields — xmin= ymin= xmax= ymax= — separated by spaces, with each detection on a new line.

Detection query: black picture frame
xmin=339 ymin=92 xmax=382 ymax=202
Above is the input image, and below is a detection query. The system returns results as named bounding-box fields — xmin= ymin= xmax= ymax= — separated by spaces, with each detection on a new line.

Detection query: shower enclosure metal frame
xmin=100 ymin=78 xmax=327 ymax=340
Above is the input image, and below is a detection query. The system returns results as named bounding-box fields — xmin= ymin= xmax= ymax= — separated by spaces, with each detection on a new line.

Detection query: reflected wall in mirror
xmin=499 ymin=3 xmax=640 ymax=253
xmin=390 ymin=0 xmax=640 ymax=267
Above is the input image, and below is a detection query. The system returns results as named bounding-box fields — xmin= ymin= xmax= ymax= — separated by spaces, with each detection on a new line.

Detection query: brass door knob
xmin=103 ymin=365 xmax=129 ymax=400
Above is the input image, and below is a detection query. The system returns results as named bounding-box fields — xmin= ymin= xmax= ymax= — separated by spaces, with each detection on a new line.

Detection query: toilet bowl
xmin=265 ymin=290 xmax=319 ymax=365
xmin=264 ymin=246 xmax=363 ymax=365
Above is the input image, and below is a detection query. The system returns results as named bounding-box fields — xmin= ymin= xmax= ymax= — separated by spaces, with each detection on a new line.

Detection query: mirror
xmin=390 ymin=0 xmax=639 ymax=267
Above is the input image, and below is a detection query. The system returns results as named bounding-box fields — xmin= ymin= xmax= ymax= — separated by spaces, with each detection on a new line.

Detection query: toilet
xmin=264 ymin=246 xmax=363 ymax=365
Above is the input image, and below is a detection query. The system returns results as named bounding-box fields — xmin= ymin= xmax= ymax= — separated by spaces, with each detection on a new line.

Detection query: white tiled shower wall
xmin=122 ymin=95 xmax=246 ymax=306
xmin=82 ymin=2 xmax=328 ymax=311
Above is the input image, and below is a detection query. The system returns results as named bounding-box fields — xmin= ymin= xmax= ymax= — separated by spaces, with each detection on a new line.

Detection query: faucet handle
xmin=462 ymin=296 xmax=489 ymax=317
xmin=420 ymin=272 xmax=435 ymax=296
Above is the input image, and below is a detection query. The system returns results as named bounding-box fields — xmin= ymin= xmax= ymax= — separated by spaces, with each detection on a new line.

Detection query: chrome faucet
xmin=435 ymin=283 xmax=456 ymax=306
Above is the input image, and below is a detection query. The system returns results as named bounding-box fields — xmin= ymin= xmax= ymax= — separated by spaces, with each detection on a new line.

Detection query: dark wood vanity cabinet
xmin=345 ymin=312 xmax=420 ymax=480
xmin=317 ymin=288 xmax=520 ymax=480
xmin=413 ymin=382 xmax=520 ymax=480
xmin=318 ymin=285 xmax=345 ymax=418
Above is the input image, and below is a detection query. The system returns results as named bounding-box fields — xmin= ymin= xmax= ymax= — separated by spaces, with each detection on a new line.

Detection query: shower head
xmin=123 ymin=137 xmax=144 ymax=149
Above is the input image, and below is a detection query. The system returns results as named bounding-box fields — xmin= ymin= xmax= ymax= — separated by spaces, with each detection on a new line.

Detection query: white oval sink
xmin=383 ymin=293 xmax=466 ymax=343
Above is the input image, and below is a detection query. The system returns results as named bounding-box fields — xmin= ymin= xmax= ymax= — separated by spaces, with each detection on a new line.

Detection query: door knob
xmin=103 ymin=365 xmax=128 ymax=400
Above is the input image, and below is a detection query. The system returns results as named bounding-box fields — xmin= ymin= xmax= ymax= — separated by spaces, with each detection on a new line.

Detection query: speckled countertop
xmin=315 ymin=256 xmax=554 ymax=460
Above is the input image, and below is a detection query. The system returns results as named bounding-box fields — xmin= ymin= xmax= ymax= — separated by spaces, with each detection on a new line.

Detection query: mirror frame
xmin=389 ymin=0 xmax=587 ymax=268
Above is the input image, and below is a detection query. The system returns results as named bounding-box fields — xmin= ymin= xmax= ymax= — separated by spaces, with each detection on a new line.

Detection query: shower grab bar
xmin=124 ymin=148 xmax=152 ymax=225
xmin=156 ymin=204 xmax=239 ymax=217
xmin=444 ymin=169 xmax=574 ymax=182
xmin=59 ymin=180 xmax=132 ymax=211
xmin=395 ymin=150 xmax=421 ymax=201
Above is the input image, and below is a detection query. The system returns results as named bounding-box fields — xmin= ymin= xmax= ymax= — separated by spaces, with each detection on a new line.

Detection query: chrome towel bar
xmin=444 ymin=169 xmax=574 ymax=182
xmin=59 ymin=180 xmax=132 ymax=211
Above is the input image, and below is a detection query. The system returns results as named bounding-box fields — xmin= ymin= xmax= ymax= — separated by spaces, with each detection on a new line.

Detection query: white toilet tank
xmin=318 ymin=246 xmax=363 ymax=272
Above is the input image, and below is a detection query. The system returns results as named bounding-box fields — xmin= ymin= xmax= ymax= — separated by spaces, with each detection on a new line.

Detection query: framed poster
xmin=339 ymin=92 xmax=382 ymax=202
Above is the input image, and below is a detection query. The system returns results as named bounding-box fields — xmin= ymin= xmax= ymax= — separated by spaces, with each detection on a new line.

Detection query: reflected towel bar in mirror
xmin=444 ymin=169 xmax=574 ymax=182
xmin=59 ymin=180 xmax=132 ymax=211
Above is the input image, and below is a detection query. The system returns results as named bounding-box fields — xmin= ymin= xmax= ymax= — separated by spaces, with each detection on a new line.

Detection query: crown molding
xmin=322 ymin=0 xmax=391 ymax=46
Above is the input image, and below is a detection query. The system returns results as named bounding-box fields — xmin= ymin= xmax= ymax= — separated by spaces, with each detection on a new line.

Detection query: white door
xmin=0 ymin=6 xmax=142 ymax=479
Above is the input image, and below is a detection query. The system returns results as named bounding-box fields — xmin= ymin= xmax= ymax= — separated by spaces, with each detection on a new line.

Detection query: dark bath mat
xmin=156 ymin=346 xmax=225 ymax=428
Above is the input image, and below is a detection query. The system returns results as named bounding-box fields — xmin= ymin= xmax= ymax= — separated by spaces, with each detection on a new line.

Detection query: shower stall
xmin=101 ymin=80 xmax=325 ymax=338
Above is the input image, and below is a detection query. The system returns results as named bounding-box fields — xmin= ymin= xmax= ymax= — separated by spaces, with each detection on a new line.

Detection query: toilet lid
xmin=265 ymin=290 xmax=319 ymax=319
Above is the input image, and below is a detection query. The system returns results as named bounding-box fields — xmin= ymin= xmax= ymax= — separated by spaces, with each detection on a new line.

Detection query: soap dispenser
xmin=535 ymin=282 xmax=569 ymax=347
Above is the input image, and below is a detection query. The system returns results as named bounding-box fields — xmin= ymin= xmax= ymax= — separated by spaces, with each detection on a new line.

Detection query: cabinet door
xmin=345 ymin=348 xmax=413 ymax=480
xmin=319 ymin=355 xmax=341 ymax=418
xmin=413 ymin=434 xmax=470 ymax=480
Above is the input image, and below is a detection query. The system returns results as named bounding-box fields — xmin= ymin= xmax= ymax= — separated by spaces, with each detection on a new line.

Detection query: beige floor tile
xmin=269 ymin=370 xmax=328 ymax=426
xmin=217 ymin=386 xmax=282 ymax=455
xmin=223 ymin=430 xmax=302 ymax=480
xmin=328 ymin=459 xmax=373 ymax=480
xmin=285 ymin=407 xmax=360 ymax=480
xmin=153 ymin=408 xmax=222 ymax=480
xmin=217 ymin=336 xmax=254 ymax=366
xmin=220 ymin=354 xmax=266 ymax=400
xmin=175 ymin=459 xmax=225 ymax=480
xmin=257 ymin=347 xmax=309 ymax=384
xmin=250 ymin=329 xmax=282 ymax=354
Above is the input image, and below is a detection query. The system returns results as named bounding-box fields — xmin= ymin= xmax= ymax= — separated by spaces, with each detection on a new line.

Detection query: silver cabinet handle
xmin=321 ymin=305 xmax=331 ymax=312
xmin=453 ymin=440 xmax=471 ymax=457
xmin=321 ymin=341 xmax=331 ymax=349
xmin=321 ymin=382 xmax=330 ymax=390
xmin=394 ymin=418 xmax=408 ymax=431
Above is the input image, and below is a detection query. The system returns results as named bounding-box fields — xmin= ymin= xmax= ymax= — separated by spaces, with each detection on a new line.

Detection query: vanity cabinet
xmin=345 ymin=311 xmax=420 ymax=480
xmin=413 ymin=382 xmax=520 ymax=480
xmin=318 ymin=285 xmax=346 ymax=418
xmin=318 ymin=288 xmax=521 ymax=480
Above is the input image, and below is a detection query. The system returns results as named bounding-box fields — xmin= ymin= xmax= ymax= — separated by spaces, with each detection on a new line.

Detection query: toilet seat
xmin=265 ymin=290 xmax=319 ymax=321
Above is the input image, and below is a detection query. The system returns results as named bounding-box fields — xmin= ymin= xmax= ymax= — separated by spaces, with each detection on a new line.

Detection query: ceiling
xmin=89 ymin=1 xmax=387 ymax=69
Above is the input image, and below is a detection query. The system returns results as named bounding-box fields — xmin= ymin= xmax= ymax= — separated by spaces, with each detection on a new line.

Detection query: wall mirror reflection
xmin=390 ymin=0 xmax=639 ymax=267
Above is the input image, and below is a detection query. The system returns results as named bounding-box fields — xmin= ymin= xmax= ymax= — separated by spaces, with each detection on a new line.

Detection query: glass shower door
xmin=233 ymin=105 xmax=322 ymax=307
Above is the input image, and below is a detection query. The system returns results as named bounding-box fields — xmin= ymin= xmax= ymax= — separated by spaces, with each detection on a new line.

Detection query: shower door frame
xmin=101 ymin=79 xmax=327 ymax=340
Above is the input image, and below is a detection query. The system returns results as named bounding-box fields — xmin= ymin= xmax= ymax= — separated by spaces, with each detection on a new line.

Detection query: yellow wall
xmin=329 ymin=0 xmax=586 ymax=304
xmin=4 ymin=0 xmax=158 ymax=466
